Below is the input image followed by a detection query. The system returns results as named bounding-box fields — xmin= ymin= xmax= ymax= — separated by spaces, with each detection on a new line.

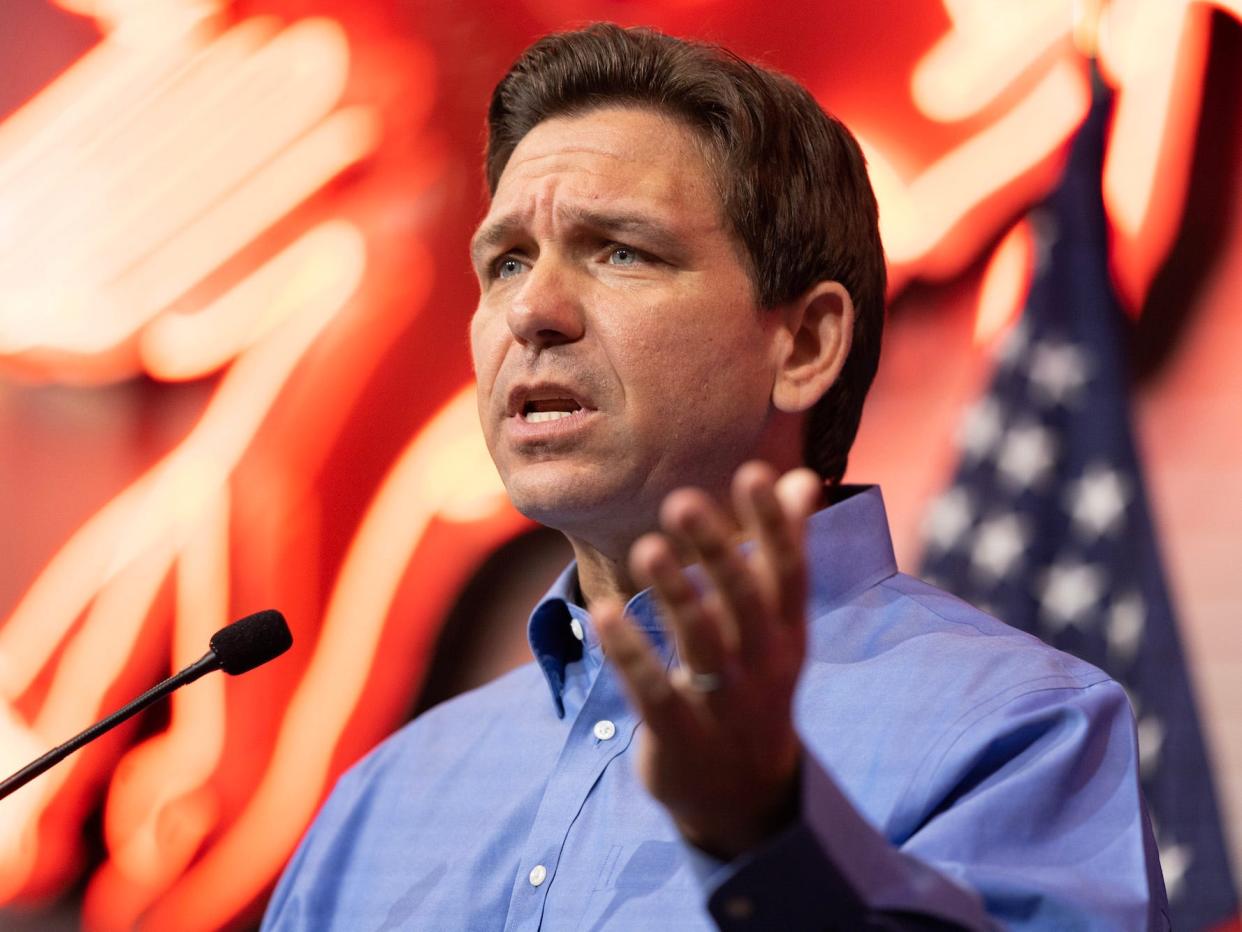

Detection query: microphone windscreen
xmin=209 ymin=610 xmax=293 ymax=675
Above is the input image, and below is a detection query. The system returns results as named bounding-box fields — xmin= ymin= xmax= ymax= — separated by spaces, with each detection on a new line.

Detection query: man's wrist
xmin=676 ymin=748 xmax=802 ymax=861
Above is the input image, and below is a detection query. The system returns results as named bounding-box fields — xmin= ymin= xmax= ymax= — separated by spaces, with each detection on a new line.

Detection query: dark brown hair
xmin=485 ymin=24 xmax=886 ymax=484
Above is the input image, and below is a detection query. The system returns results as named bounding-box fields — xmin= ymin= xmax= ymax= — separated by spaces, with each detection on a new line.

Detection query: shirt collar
xmin=526 ymin=566 xmax=581 ymax=718
xmin=526 ymin=484 xmax=897 ymax=715
xmin=803 ymin=485 xmax=898 ymax=614
xmin=527 ymin=564 xmax=668 ymax=717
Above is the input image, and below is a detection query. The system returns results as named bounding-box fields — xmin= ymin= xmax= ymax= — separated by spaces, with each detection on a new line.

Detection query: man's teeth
xmin=524 ymin=410 xmax=576 ymax=423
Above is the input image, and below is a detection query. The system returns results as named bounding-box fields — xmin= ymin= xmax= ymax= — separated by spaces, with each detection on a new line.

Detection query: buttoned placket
xmin=502 ymin=598 xmax=670 ymax=932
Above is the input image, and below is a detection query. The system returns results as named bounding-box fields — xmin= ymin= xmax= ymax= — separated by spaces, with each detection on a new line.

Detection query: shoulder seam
xmin=877 ymin=575 xmax=1020 ymax=638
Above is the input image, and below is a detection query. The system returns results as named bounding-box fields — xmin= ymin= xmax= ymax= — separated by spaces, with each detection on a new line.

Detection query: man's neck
xmin=566 ymin=537 xmax=640 ymax=611
xmin=564 ymin=514 xmax=748 ymax=613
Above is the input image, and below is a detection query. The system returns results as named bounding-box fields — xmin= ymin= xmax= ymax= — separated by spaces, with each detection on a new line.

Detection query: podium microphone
xmin=0 ymin=609 xmax=292 ymax=801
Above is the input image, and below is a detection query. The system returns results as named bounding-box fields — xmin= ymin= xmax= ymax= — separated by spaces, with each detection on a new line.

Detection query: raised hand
xmin=594 ymin=461 xmax=823 ymax=861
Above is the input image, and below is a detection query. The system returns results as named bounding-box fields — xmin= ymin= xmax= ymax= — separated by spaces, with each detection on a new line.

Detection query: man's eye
xmin=494 ymin=256 xmax=524 ymax=280
xmin=608 ymin=245 xmax=640 ymax=266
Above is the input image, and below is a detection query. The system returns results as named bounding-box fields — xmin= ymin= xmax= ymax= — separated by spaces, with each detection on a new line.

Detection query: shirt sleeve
xmin=258 ymin=767 xmax=356 ymax=932
xmin=696 ymin=679 xmax=1169 ymax=930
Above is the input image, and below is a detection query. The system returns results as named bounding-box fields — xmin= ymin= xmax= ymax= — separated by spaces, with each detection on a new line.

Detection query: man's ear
xmin=772 ymin=281 xmax=854 ymax=414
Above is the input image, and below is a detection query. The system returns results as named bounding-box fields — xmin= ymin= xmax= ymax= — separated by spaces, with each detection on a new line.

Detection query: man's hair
xmin=485 ymin=24 xmax=886 ymax=484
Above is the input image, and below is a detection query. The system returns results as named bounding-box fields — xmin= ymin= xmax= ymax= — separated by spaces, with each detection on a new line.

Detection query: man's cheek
xmin=470 ymin=350 xmax=505 ymax=411
xmin=468 ymin=308 xmax=504 ymax=368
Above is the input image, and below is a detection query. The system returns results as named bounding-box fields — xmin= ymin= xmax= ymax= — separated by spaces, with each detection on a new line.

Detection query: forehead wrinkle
xmin=509 ymin=143 xmax=632 ymax=169
xmin=504 ymin=104 xmax=694 ymax=174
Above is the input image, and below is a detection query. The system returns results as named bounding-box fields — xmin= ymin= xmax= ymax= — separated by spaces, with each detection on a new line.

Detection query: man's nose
xmin=506 ymin=259 xmax=585 ymax=348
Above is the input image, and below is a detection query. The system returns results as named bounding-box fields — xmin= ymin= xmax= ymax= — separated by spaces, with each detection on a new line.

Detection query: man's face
xmin=470 ymin=107 xmax=788 ymax=555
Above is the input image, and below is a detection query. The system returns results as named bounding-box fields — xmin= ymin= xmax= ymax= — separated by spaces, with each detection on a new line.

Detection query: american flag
xmin=918 ymin=72 xmax=1239 ymax=929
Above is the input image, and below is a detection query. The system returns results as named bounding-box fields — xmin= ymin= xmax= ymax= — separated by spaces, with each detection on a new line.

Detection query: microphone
xmin=0 ymin=609 xmax=292 ymax=801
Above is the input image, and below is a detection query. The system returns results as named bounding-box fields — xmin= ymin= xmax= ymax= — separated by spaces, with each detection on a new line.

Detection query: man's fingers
xmin=630 ymin=533 xmax=729 ymax=686
xmin=774 ymin=467 xmax=823 ymax=525
xmin=660 ymin=489 xmax=766 ymax=657
xmin=595 ymin=597 xmax=697 ymax=739
xmin=735 ymin=463 xmax=815 ymax=629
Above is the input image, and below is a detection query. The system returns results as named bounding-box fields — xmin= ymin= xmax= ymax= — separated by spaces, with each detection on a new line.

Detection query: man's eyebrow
xmin=470 ymin=218 xmax=521 ymax=268
xmin=469 ymin=208 xmax=682 ymax=267
xmin=564 ymin=208 xmax=681 ymax=252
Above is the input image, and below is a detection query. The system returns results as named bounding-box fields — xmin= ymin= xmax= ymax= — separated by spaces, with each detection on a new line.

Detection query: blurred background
xmin=1 ymin=0 xmax=1239 ymax=928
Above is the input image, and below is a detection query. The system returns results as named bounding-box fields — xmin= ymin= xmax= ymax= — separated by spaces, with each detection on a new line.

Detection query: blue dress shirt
xmin=263 ymin=487 xmax=1168 ymax=930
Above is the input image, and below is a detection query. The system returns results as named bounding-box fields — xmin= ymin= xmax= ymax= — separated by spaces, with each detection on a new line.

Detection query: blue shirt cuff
xmin=693 ymin=751 xmax=994 ymax=930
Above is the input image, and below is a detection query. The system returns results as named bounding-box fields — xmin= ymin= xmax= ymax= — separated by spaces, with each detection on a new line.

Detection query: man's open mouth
xmin=521 ymin=398 xmax=584 ymax=423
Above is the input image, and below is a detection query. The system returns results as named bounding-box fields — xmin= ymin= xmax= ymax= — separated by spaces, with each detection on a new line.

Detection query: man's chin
xmin=502 ymin=467 xmax=647 ymax=542
xmin=507 ymin=482 xmax=611 ymax=529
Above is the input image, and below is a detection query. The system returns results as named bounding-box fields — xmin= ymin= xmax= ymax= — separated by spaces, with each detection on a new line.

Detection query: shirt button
xmin=593 ymin=720 xmax=616 ymax=741
xmin=529 ymin=864 xmax=547 ymax=887
xmin=570 ymin=618 xmax=585 ymax=641
xmin=722 ymin=895 xmax=754 ymax=920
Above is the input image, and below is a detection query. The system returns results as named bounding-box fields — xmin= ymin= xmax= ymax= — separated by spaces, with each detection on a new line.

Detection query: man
xmin=263 ymin=24 xmax=1167 ymax=930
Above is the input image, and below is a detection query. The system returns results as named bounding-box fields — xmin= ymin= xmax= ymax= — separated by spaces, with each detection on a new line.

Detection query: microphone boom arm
xmin=0 ymin=651 xmax=220 ymax=801
xmin=0 ymin=609 xmax=290 ymax=802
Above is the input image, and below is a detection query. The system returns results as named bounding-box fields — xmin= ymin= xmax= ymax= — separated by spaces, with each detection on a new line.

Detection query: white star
xmin=1159 ymin=839 xmax=1192 ymax=902
xmin=1137 ymin=715 xmax=1165 ymax=780
xmin=957 ymin=396 xmax=1005 ymax=462
xmin=970 ymin=512 xmax=1028 ymax=583
xmin=1038 ymin=560 xmax=1105 ymax=630
xmin=923 ymin=487 xmax=975 ymax=554
xmin=997 ymin=423 xmax=1057 ymax=491
xmin=1028 ymin=340 xmax=1090 ymax=405
xmin=1066 ymin=465 xmax=1129 ymax=539
xmin=1106 ymin=593 xmax=1145 ymax=667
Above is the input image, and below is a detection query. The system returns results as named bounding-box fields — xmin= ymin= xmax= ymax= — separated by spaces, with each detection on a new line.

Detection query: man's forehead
xmin=504 ymin=106 xmax=698 ymax=170
xmin=474 ymin=108 xmax=723 ymax=246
